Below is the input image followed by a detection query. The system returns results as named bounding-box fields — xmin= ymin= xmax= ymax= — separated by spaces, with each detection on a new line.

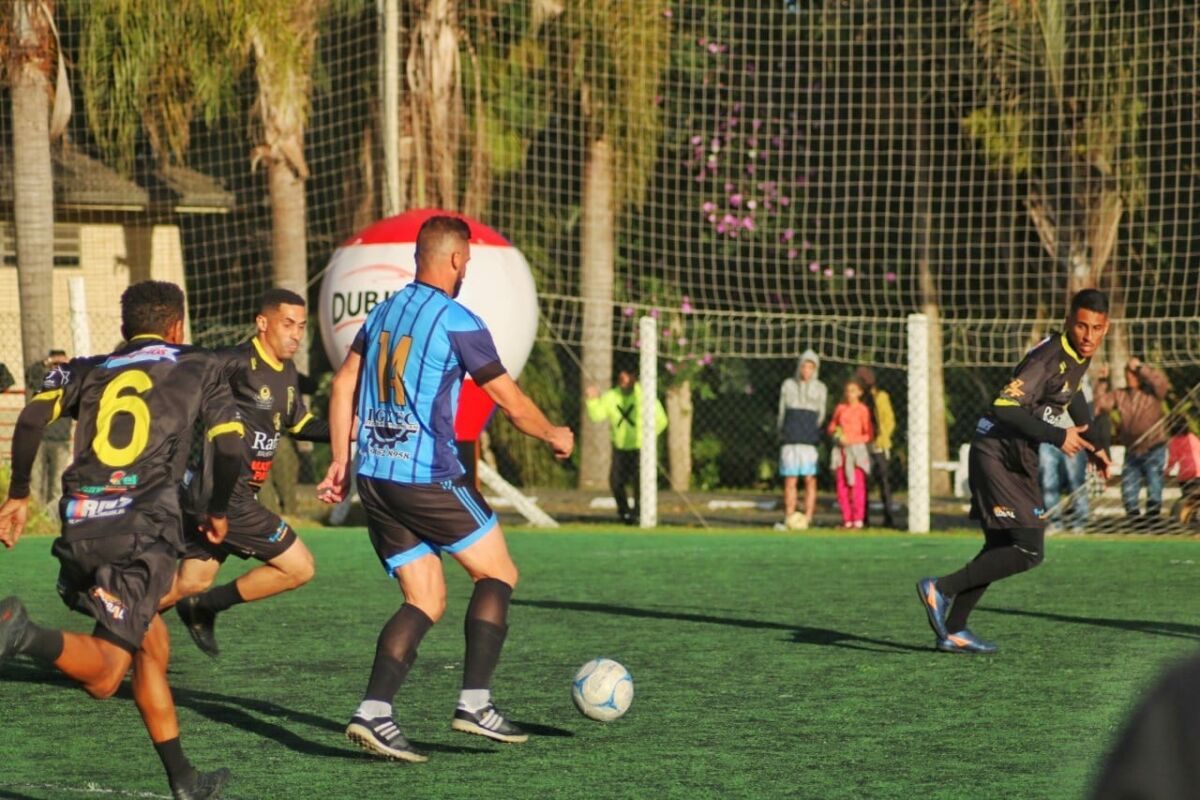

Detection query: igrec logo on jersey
xmin=90 ymin=587 xmax=128 ymax=621
xmin=65 ymin=494 xmax=134 ymax=523
xmin=103 ymin=345 xmax=179 ymax=369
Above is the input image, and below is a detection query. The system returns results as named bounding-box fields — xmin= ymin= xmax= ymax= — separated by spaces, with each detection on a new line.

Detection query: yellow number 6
xmin=92 ymin=370 xmax=153 ymax=467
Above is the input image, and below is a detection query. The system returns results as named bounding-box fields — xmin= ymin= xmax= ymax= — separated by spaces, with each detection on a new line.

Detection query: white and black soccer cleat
xmin=345 ymin=715 xmax=428 ymax=763
xmin=451 ymin=704 xmax=529 ymax=744
xmin=171 ymin=767 xmax=230 ymax=800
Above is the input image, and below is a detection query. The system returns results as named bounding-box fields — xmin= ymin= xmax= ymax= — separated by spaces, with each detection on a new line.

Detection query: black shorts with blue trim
xmin=181 ymin=491 xmax=296 ymax=563
xmin=358 ymin=474 xmax=498 ymax=577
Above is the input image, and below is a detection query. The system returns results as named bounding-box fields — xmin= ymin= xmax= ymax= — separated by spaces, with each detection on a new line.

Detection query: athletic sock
xmin=945 ymin=584 xmax=988 ymax=632
xmin=20 ymin=622 xmax=64 ymax=663
xmin=364 ymin=604 xmax=434 ymax=704
xmin=458 ymin=689 xmax=491 ymax=713
xmin=154 ymin=737 xmax=196 ymax=788
xmin=355 ymin=700 xmax=392 ymax=720
xmin=937 ymin=547 xmax=1030 ymax=597
xmin=462 ymin=578 xmax=513 ymax=691
xmin=195 ymin=581 xmax=245 ymax=615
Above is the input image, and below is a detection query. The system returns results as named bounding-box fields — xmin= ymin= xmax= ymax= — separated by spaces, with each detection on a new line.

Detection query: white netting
xmin=1 ymin=2 xmax=1197 ymax=530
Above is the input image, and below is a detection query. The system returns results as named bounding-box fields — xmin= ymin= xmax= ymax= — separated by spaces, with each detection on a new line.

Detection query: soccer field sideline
xmin=3 ymin=526 xmax=1200 ymax=800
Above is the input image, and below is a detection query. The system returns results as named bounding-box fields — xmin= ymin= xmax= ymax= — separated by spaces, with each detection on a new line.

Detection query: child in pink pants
xmin=828 ymin=378 xmax=874 ymax=528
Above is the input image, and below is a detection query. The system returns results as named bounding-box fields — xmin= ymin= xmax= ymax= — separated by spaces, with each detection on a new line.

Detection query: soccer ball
xmin=785 ymin=511 xmax=809 ymax=530
xmin=571 ymin=658 xmax=633 ymax=721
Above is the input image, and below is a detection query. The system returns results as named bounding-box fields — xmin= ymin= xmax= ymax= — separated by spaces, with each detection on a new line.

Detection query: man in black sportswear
xmin=161 ymin=289 xmax=328 ymax=657
xmin=916 ymin=289 xmax=1112 ymax=653
xmin=0 ymin=280 xmax=243 ymax=800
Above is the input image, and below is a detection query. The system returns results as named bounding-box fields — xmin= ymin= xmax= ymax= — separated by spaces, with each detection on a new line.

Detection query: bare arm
xmin=482 ymin=373 xmax=574 ymax=459
xmin=317 ymin=351 xmax=361 ymax=502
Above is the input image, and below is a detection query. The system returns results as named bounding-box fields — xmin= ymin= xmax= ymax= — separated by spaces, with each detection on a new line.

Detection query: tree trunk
xmin=9 ymin=0 xmax=56 ymax=376
xmin=407 ymin=0 xmax=461 ymax=210
xmin=665 ymin=380 xmax=692 ymax=492
xmin=268 ymin=155 xmax=309 ymax=374
xmin=578 ymin=136 xmax=614 ymax=489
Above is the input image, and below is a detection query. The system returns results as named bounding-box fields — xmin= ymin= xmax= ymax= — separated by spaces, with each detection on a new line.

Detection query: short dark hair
xmin=121 ymin=280 xmax=185 ymax=340
xmin=415 ymin=215 xmax=471 ymax=268
xmin=48 ymin=349 xmax=67 ymax=358
xmin=259 ymin=288 xmax=306 ymax=315
xmin=1069 ymin=288 xmax=1109 ymax=316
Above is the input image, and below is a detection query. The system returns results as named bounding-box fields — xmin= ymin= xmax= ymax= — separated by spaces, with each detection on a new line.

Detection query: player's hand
xmin=584 ymin=386 xmax=599 ymax=400
xmin=1126 ymin=357 xmax=1141 ymax=372
xmin=202 ymin=514 xmax=229 ymax=545
xmin=318 ymin=461 xmax=351 ymax=503
xmin=546 ymin=426 xmax=575 ymax=460
xmin=1095 ymin=364 xmax=1110 ymax=381
xmin=1060 ymin=424 xmax=1095 ymax=456
xmin=1089 ymin=448 xmax=1112 ymax=480
xmin=0 ymin=497 xmax=30 ymax=550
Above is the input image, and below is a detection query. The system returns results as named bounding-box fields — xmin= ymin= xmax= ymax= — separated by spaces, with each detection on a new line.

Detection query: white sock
xmin=356 ymin=700 xmax=392 ymax=720
xmin=457 ymin=689 xmax=491 ymax=713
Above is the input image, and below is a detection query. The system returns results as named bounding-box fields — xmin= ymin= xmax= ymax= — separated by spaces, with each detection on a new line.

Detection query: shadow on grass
xmin=985 ymin=607 xmax=1200 ymax=640
xmin=0 ymin=662 xmax=494 ymax=757
xmin=514 ymin=599 xmax=927 ymax=654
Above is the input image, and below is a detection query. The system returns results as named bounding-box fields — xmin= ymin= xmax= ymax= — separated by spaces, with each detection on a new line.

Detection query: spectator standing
xmin=827 ymin=377 xmax=873 ymax=529
xmin=1037 ymin=374 xmax=1093 ymax=534
xmin=853 ymin=366 xmax=896 ymax=528
xmin=24 ymin=349 xmax=71 ymax=508
xmin=1166 ymin=417 xmax=1200 ymax=526
xmin=777 ymin=350 xmax=827 ymax=529
xmin=585 ymin=369 xmax=667 ymax=525
xmin=1094 ymin=358 xmax=1170 ymax=526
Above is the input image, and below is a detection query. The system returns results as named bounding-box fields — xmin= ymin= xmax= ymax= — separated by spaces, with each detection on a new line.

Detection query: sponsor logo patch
xmin=40 ymin=364 xmax=72 ymax=390
xmin=65 ymin=494 xmax=134 ymax=522
xmin=1000 ymin=379 xmax=1025 ymax=399
xmin=254 ymin=384 xmax=274 ymax=410
xmin=104 ymin=345 xmax=179 ymax=369
xmin=992 ymin=505 xmax=1017 ymax=520
xmin=90 ymin=586 xmax=128 ymax=621
xmin=79 ymin=471 xmax=139 ymax=495
xmin=268 ymin=520 xmax=289 ymax=543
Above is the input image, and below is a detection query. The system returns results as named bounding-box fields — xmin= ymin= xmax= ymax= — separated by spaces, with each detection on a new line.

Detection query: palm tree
xmin=567 ymin=0 xmax=670 ymax=489
xmin=1 ymin=0 xmax=69 ymax=378
xmin=963 ymin=0 xmax=1147 ymax=375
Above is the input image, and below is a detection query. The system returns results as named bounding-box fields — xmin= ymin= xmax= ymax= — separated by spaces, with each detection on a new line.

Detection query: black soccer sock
xmin=154 ymin=737 xmax=196 ymax=787
xmin=195 ymin=581 xmax=246 ymax=615
xmin=462 ymin=578 xmax=512 ymax=690
xmin=19 ymin=622 xmax=64 ymax=663
xmin=945 ymin=584 xmax=989 ymax=633
xmin=937 ymin=547 xmax=1031 ymax=597
xmin=365 ymin=604 xmax=434 ymax=703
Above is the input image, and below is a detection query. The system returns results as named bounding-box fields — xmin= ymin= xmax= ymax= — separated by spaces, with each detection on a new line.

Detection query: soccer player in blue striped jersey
xmin=318 ymin=215 xmax=573 ymax=762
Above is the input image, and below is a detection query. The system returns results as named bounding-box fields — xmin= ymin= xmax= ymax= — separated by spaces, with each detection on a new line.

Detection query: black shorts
xmin=181 ymin=494 xmax=296 ymax=563
xmin=359 ymin=475 xmax=498 ymax=577
xmin=968 ymin=438 xmax=1046 ymax=530
xmin=52 ymin=532 xmax=177 ymax=653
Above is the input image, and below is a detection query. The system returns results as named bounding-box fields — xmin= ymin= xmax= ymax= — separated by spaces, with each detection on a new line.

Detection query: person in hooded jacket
xmin=777 ymin=350 xmax=828 ymax=528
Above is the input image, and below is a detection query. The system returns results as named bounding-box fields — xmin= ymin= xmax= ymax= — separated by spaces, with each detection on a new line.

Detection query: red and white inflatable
xmin=318 ymin=209 xmax=539 ymax=440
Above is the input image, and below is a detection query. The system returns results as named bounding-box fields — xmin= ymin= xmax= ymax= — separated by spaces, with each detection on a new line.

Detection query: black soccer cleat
xmin=916 ymin=577 xmax=950 ymax=641
xmin=937 ymin=629 xmax=999 ymax=655
xmin=0 ymin=596 xmax=30 ymax=666
xmin=345 ymin=715 xmax=428 ymax=763
xmin=451 ymin=704 xmax=529 ymax=744
xmin=176 ymin=595 xmax=220 ymax=657
xmin=170 ymin=767 xmax=231 ymax=800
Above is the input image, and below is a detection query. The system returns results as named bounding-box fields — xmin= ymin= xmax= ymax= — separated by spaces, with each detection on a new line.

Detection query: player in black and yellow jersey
xmin=0 ymin=281 xmax=243 ymax=800
xmin=161 ymin=289 xmax=328 ymax=657
xmin=917 ymin=289 xmax=1113 ymax=654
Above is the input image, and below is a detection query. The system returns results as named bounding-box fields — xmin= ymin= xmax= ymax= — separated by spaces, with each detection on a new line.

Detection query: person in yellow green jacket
xmin=585 ymin=369 xmax=668 ymax=524
xmin=855 ymin=366 xmax=898 ymax=528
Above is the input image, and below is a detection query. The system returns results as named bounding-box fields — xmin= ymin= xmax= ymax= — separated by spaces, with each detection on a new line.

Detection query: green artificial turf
xmin=2 ymin=526 xmax=1198 ymax=799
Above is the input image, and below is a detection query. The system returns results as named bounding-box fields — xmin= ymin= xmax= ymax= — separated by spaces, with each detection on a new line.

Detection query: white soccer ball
xmin=571 ymin=658 xmax=634 ymax=722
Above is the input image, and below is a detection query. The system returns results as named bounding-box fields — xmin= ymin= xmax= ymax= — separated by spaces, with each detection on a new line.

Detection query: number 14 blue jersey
xmin=351 ymin=281 xmax=505 ymax=484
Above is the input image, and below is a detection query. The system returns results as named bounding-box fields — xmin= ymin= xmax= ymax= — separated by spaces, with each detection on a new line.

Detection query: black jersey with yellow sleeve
xmin=211 ymin=338 xmax=328 ymax=493
xmin=32 ymin=336 xmax=242 ymax=541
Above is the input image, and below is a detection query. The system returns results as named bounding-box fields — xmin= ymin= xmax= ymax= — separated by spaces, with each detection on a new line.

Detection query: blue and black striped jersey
xmin=351 ymin=281 xmax=505 ymax=484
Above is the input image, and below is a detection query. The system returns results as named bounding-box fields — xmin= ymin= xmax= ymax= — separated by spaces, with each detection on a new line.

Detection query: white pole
xmin=68 ymin=276 xmax=91 ymax=356
xmin=380 ymin=0 xmax=401 ymax=217
xmin=907 ymin=313 xmax=930 ymax=533
xmin=638 ymin=316 xmax=658 ymax=528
